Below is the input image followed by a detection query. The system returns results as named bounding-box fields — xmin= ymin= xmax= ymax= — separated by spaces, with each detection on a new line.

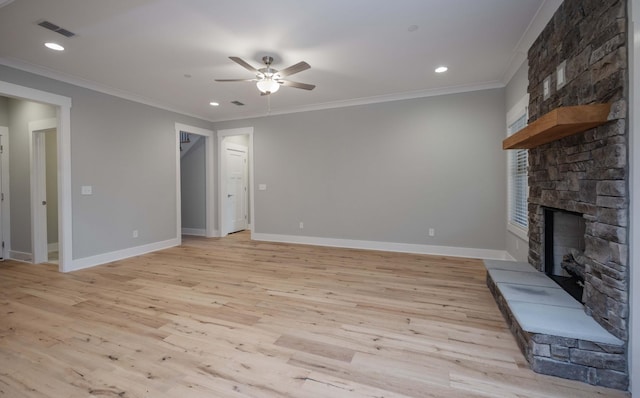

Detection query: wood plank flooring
xmin=0 ymin=232 xmax=630 ymax=397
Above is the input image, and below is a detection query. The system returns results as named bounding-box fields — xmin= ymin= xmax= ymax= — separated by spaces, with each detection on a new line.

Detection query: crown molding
xmin=1 ymin=56 xmax=503 ymax=125
xmin=0 ymin=57 xmax=214 ymax=122
xmin=210 ymin=81 xmax=505 ymax=122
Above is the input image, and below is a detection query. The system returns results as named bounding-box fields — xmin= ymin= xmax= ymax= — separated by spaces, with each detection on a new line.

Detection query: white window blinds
xmin=508 ymin=113 xmax=528 ymax=230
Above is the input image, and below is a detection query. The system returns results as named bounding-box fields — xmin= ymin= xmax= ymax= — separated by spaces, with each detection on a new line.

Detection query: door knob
xmin=42 ymin=200 xmax=47 ymax=205
xmin=227 ymin=194 xmax=233 ymax=198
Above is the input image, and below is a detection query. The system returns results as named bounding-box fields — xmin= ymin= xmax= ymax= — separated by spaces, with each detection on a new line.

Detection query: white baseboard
xmin=182 ymin=228 xmax=206 ymax=236
xmin=252 ymin=233 xmax=515 ymax=261
xmin=48 ymin=242 xmax=59 ymax=252
xmin=9 ymin=250 xmax=32 ymax=262
xmin=69 ymin=238 xmax=180 ymax=272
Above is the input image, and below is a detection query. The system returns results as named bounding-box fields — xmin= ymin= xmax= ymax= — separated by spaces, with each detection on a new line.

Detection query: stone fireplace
xmin=527 ymin=0 xmax=629 ymax=342
xmin=498 ymin=0 xmax=629 ymax=389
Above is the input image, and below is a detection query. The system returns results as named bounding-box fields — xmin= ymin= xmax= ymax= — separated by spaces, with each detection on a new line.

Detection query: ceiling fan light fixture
xmin=256 ymin=78 xmax=280 ymax=94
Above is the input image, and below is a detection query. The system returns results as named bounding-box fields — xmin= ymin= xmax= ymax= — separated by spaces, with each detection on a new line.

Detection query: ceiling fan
xmin=215 ymin=56 xmax=316 ymax=95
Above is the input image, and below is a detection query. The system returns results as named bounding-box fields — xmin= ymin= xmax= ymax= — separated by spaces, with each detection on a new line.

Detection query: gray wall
xmin=180 ymin=136 xmax=206 ymax=230
xmin=505 ymin=61 xmax=530 ymax=261
xmin=506 ymin=61 xmax=529 ymax=112
xmin=46 ymin=130 xmax=58 ymax=245
xmin=7 ymin=98 xmax=56 ymax=253
xmin=0 ymin=64 xmax=212 ymax=260
xmin=1 ymin=63 xmax=509 ymax=260
xmin=215 ymin=89 xmax=507 ymax=250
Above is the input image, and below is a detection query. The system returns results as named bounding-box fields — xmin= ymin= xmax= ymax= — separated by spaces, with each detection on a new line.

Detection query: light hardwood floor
xmin=0 ymin=232 xmax=630 ymax=397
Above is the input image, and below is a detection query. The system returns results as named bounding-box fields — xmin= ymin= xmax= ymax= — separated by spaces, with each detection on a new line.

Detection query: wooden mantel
xmin=503 ymin=104 xmax=611 ymax=150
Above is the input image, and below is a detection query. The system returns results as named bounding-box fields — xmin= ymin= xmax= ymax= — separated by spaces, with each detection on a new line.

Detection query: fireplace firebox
xmin=543 ymin=207 xmax=586 ymax=303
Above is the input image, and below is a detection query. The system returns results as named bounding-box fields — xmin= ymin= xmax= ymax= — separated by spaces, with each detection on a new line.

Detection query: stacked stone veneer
xmin=524 ymin=0 xmax=629 ymax=388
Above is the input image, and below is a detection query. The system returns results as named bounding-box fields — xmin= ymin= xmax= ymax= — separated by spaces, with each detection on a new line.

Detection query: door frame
xmin=0 ymin=81 xmax=72 ymax=272
xmin=29 ymin=118 xmax=56 ymax=264
xmin=0 ymin=127 xmax=9 ymax=260
xmin=175 ymin=123 xmax=215 ymax=240
xmin=221 ymin=141 xmax=248 ymax=234
xmin=217 ymin=127 xmax=254 ymax=238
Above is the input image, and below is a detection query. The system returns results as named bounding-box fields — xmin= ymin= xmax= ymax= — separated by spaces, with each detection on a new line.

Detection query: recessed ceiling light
xmin=209 ymin=102 xmax=219 ymax=107
xmin=435 ymin=66 xmax=448 ymax=73
xmin=45 ymin=42 xmax=64 ymax=51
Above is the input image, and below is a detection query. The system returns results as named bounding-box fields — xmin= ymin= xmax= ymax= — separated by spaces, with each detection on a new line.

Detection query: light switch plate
xmin=543 ymin=76 xmax=551 ymax=100
xmin=81 ymin=185 xmax=92 ymax=195
xmin=556 ymin=60 xmax=566 ymax=89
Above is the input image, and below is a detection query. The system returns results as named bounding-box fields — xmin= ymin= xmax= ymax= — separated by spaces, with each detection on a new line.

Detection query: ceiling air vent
xmin=37 ymin=20 xmax=76 ymax=38
xmin=231 ymin=101 xmax=245 ymax=106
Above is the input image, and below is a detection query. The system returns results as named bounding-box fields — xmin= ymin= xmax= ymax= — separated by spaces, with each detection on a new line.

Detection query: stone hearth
xmin=485 ymin=260 xmax=626 ymax=389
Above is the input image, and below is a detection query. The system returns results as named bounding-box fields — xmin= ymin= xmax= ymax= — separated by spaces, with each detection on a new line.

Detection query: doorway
xmin=29 ymin=119 xmax=58 ymax=264
xmin=0 ymin=80 xmax=72 ymax=272
xmin=217 ymin=127 xmax=254 ymax=237
xmin=175 ymin=123 xmax=215 ymax=240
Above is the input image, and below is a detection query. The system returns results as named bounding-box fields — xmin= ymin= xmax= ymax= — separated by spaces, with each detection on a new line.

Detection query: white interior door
xmin=30 ymin=118 xmax=57 ymax=265
xmin=32 ymin=131 xmax=48 ymax=263
xmin=223 ymin=142 xmax=248 ymax=234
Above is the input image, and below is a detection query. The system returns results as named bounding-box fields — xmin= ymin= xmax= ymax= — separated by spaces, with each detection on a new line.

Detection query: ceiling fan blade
xmin=229 ymin=56 xmax=259 ymax=73
xmin=280 ymin=80 xmax=316 ymax=90
xmin=277 ymin=61 xmax=310 ymax=77
xmin=214 ymin=78 xmax=257 ymax=82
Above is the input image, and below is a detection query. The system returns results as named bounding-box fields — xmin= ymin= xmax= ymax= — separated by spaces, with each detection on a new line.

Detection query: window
xmin=507 ymin=95 xmax=529 ymax=239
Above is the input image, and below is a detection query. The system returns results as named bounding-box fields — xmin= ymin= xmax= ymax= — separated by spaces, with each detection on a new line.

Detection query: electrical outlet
xmin=299 ymin=222 xmax=304 ymax=229
xmin=428 ymin=228 xmax=435 ymax=237
xmin=133 ymin=230 xmax=139 ymax=238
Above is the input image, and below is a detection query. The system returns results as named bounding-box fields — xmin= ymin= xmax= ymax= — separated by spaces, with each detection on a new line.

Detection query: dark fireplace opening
xmin=543 ymin=207 xmax=586 ymax=303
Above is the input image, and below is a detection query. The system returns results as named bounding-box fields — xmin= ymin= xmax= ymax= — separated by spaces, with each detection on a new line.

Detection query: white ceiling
xmin=0 ymin=0 xmax=561 ymax=122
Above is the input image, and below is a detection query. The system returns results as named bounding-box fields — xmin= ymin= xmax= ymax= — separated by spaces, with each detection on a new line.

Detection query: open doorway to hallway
xmin=175 ymin=123 xmax=215 ymax=240
xmin=180 ymin=132 xmax=206 ymax=236
xmin=0 ymin=82 xmax=72 ymax=272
